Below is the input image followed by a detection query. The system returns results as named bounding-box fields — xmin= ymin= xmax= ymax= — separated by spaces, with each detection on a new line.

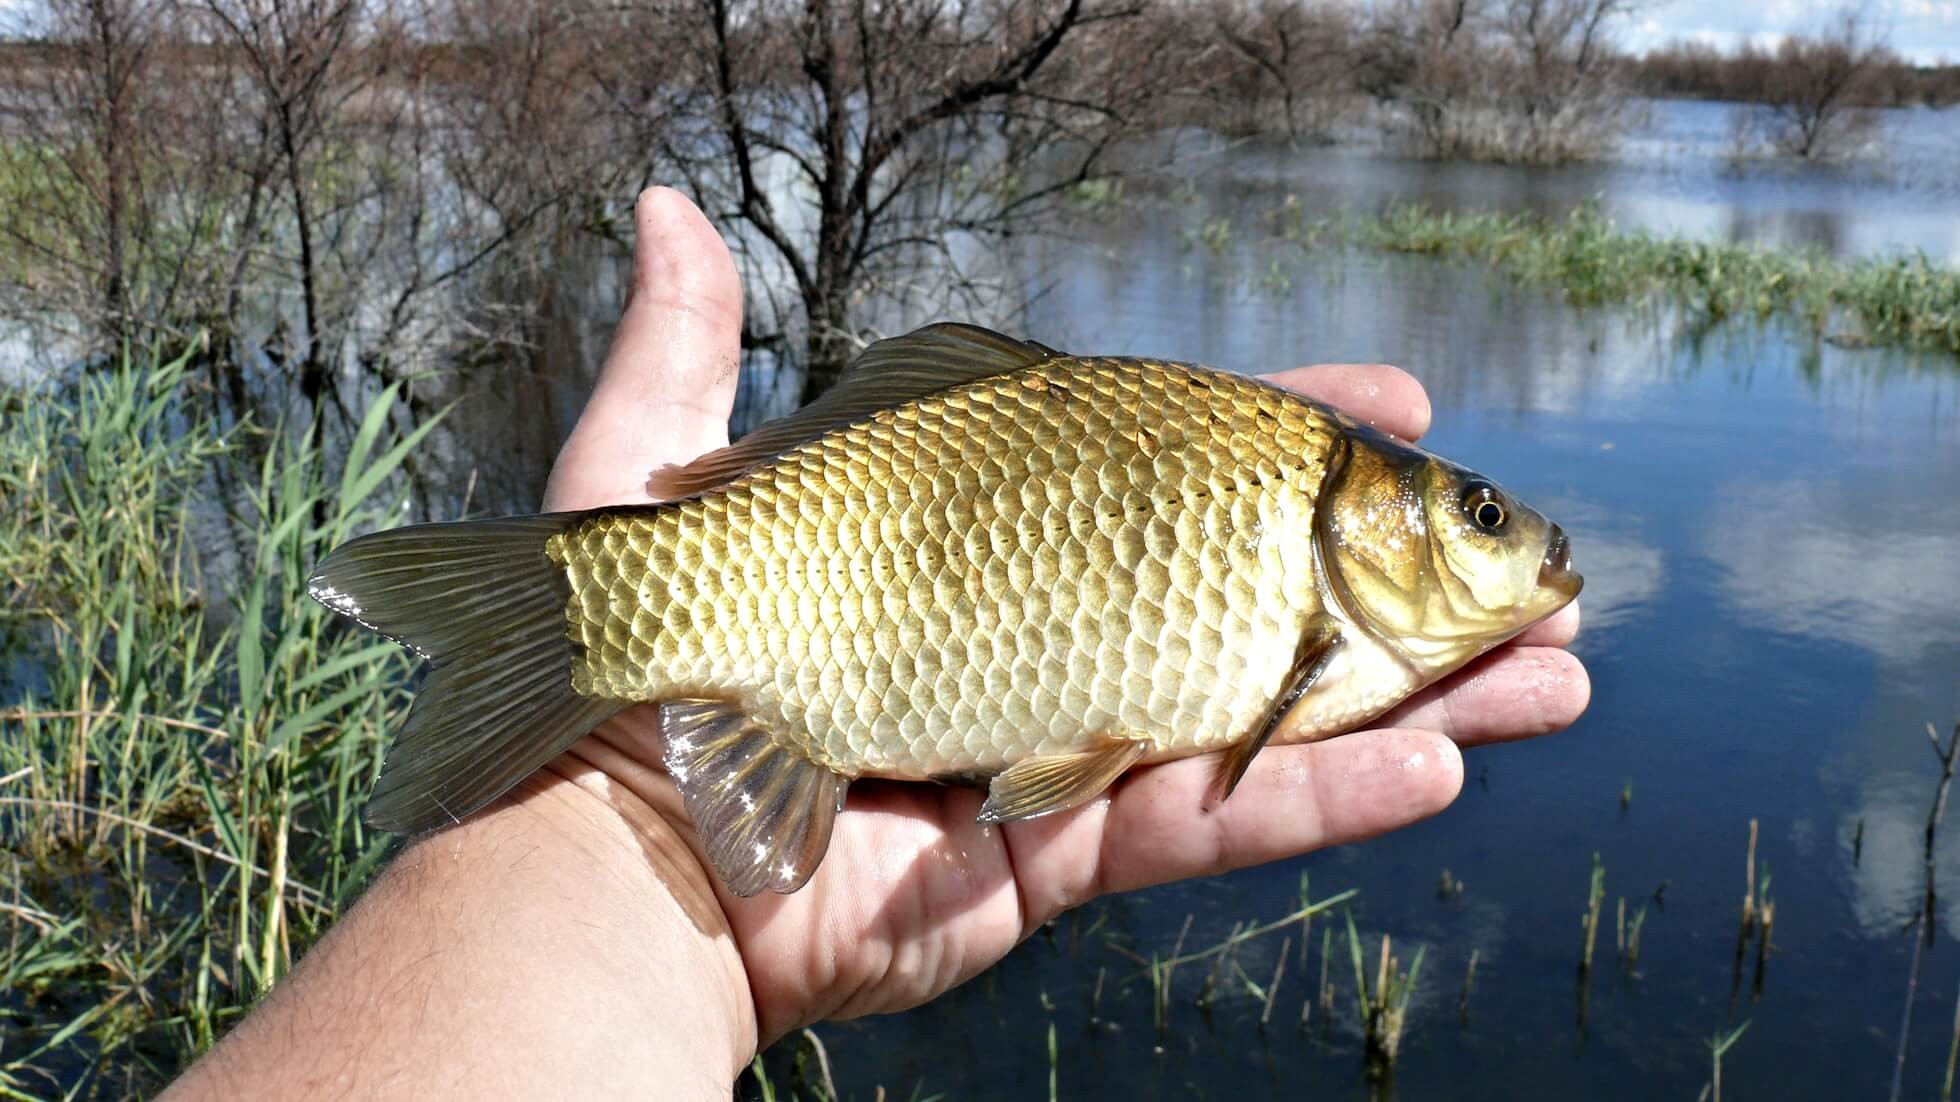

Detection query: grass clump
xmin=0 ymin=348 xmax=429 ymax=1096
xmin=1349 ymin=203 xmax=1960 ymax=355
xmin=1344 ymin=909 xmax=1424 ymax=1080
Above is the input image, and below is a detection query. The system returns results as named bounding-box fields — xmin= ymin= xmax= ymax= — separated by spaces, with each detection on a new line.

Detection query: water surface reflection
xmin=767 ymin=130 xmax=1960 ymax=1098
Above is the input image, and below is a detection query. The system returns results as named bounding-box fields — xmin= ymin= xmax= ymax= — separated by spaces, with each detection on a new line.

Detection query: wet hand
xmin=539 ymin=188 xmax=1589 ymax=1047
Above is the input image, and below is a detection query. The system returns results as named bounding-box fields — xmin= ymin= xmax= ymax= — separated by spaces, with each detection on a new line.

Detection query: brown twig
xmin=0 ymin=796 xmax=325 ymax=909
xmin=1924 ymin=722 xmax=1960 ymax=943
xmin=1261 ymin=937 xmax=1289 ymax=1026
xmin=801 ymin=1028 xmax=838 ymax=1101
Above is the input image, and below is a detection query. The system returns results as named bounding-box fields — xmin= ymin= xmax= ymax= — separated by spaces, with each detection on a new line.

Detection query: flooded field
xmin=5 ymin=93 xmax=1958 ymax=1097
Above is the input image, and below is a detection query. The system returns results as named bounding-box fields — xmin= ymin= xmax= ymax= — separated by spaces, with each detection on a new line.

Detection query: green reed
xmin=1324 ymin=203 xmax=1960 ymax=356
xmin=0 ymin=347 xmax=433 ymax=1095
xmin=1344 ymin=908 xmax=1425 ymax=1079
xmin=1580 ymin=853 xmax=1606 ymax=974
xmin=1706 ymin=1020 xmax=1751 ymax=1102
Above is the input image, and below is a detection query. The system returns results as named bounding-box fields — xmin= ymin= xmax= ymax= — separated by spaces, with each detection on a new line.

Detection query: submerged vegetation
xmin=1255 ymin=203 xmax=1960 ymax=356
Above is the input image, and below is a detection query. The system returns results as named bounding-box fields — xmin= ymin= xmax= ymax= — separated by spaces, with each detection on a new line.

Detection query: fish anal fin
xmin=644 ymin=323 xmax=1063 ymax=500
xmin=976 ymin=737 xmax=1148 ymax=824
xmin=1212 ymin=622 xmax=1346 ymax=803
xmin=659 ymin=699 xmax=850 ymax=897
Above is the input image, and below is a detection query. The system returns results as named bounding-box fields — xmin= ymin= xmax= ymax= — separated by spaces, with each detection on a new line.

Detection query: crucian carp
xmin=309 ymin=324 xmax=1582 ymax=896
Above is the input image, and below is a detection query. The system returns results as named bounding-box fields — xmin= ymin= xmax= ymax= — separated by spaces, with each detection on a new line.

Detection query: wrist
xmin=169 ymin=739 xmax=757 ymax=1100
xmin=518 ymin=744 xmax=760 ymax=1082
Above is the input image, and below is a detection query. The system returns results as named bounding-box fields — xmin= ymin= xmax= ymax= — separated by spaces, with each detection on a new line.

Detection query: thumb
xmin=544 ymin=187 xmax=743 ymax=513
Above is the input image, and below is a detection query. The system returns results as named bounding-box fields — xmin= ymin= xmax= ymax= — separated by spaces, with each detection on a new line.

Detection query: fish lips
xmin=1538 ymin=524 xmax=1584 ymax=601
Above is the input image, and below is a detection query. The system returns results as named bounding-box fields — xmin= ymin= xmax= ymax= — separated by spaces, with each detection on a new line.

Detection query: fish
xmin=309 ymin=323 xmax=1581 ymax=897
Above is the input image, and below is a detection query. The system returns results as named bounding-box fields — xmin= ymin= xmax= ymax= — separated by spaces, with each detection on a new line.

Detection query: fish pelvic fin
xmin=975 ymin=736 xmax=1148 ymax=824
xmin=659 ymin=699 xmax=850 ymax=897
xmin=307 ymin=514 xmax=626 ymax=835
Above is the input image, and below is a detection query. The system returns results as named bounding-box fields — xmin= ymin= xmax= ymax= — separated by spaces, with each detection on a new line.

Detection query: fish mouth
xmin=1538 ymin=524 xmax=1583 ymax=600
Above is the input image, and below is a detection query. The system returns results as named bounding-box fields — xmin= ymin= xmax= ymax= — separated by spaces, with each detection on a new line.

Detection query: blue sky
xmin=1627 ymin=0 xmax=1960 ymax=65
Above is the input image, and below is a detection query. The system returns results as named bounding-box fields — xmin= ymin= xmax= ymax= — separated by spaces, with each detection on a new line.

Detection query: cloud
xmin=1899 ymin=0 xmax=1959 ymax=21
xmin=1538 ymin=498 xmax=1667 ymax=637
xmin=1701 ymin=475 xmax=1960 ymax=665
xmin=1632 ymin=0 xmax=1960 ymax=63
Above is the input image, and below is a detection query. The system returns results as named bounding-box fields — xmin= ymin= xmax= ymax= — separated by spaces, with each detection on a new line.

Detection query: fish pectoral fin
xmin=975 ymin=737 xmax=1149 ymax=824
xmin=1212 ymin=622 xmax=1346 ymax=803
xmin=659 ymin=699 xmax=850 ymax=897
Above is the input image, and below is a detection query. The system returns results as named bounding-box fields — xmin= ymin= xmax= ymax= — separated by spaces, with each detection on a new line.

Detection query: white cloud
xmin=1701 ymin=475 xmax=1960 ymax=665
xmin=1538 ymin=498 xmax=1667 ymax=638
xmin=1632 ymin=0 xmax=1960 ymax=63
xmin=1899 ymin=0 xmax=1959 ymax=21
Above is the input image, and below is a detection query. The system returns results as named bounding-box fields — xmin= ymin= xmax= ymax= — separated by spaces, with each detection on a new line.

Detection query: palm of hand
xmin=538 ymin=189 xmax=1587 ymax=1045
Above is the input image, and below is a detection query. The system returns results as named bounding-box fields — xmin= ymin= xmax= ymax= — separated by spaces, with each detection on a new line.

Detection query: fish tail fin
xmin=308 ymin=514 xmax=625 ymax=834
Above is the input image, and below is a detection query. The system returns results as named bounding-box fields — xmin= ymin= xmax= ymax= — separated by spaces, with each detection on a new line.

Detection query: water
xmin=15 ymin=96 xmax=1947 ymax=1095
xmin=710 ymin=102 xmax=1960 ymax=1098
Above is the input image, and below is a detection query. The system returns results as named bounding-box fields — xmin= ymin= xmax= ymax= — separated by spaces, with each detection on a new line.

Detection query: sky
xmin=0 ymin=0 xmax=1954 ymax=66
xmin=1625 ymin=0 xmax=1960 ymax=66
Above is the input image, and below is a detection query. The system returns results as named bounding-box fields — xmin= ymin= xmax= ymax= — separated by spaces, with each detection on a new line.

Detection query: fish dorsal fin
xmin=646 ymin=323 xmax=1063 ymax=500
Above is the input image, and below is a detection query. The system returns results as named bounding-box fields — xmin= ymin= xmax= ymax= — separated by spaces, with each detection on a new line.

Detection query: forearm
xmin=165 ymin=768 xmax=755 ymax=1100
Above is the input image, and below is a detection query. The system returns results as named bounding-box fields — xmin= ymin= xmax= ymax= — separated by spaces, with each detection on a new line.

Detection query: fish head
xmin=1315 ymin=428 xmax=1582 ymax=679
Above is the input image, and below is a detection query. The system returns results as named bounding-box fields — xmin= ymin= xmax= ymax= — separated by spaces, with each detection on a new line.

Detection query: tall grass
xmin=1289 ymin=203 xmax=1960 ymax=356
xmin=0 ymin=348 xmax=430 ymax=1096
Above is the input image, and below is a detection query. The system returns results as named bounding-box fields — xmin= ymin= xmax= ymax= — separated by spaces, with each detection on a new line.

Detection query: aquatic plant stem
xmin=1742 ymin=820 xmax=1759 ymax=936
xmin=1261 ymin=937 xmax=1289 ymax=1026
xmin=800 ymin=1029 xmax=838 ymax=1101
xmin=1944 ymin=974 xmax=1960 ymax=1102
xmin=1895 ymin=914 xmax=1927 ymax=1102
xmin=1317 ymin=926 xmax=1333 ymax=1019
xmin=1924 ymin=722 xmax=1960 ymax=941
xmin=1707 ymin=1021 xmax=1749 ymax=1102
xmin=1580 ymin=853 xmax=1605 ymax=973
xmin=1149 ymin=891 xmax=1359 ymax=973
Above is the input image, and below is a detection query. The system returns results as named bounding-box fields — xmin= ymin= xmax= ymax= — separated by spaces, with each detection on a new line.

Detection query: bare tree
xmin=1493 ymin=0 xmax=1638 ymax=162
xmin=1355 ymin=0 xmax=1640 ymax=163
xmin=1634 ymin=36 xmax=1959 ymax=109
xmin=192 ymin=0 xmax=371 ymax=414
xmin=2 ymin=1 xmax=184 ymax=350
xmin=1354 ymin=0 xmax=1477 ymax=155
xmin=669 ymin=0 xmax=1162 ymax=403
xmin=1212 ymin=0 xmax=1356 ymax=142
xmin=1752 ymin=6 xmax=1890 ymax=160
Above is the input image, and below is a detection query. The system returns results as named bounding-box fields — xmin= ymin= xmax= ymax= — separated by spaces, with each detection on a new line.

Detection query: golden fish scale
xmin=548 ymin=358 xmax=1342 ymax=778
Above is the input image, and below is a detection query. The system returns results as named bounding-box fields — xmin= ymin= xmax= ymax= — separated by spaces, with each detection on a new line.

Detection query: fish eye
xmin=1462 ymin=484 xmax=1508 ymax=532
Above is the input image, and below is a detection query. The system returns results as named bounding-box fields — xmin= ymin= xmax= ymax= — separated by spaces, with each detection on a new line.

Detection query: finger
xmin=545 ymin=187 xmax=743 ymax=512
xmin=1375 ymin=646 xmax=1591 ymax=746
xmin=1259 ymin=363 xmax=1432 ymax=442
xmin=1003 ymin=729 xmax=1462 ymax=923
xmin=1517 ymin=599 xmax=1581 ymax=648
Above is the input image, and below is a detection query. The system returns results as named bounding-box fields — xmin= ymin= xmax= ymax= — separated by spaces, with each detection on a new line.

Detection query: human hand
xmin=540 ymin=188 xmax=1588 ymax=1049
